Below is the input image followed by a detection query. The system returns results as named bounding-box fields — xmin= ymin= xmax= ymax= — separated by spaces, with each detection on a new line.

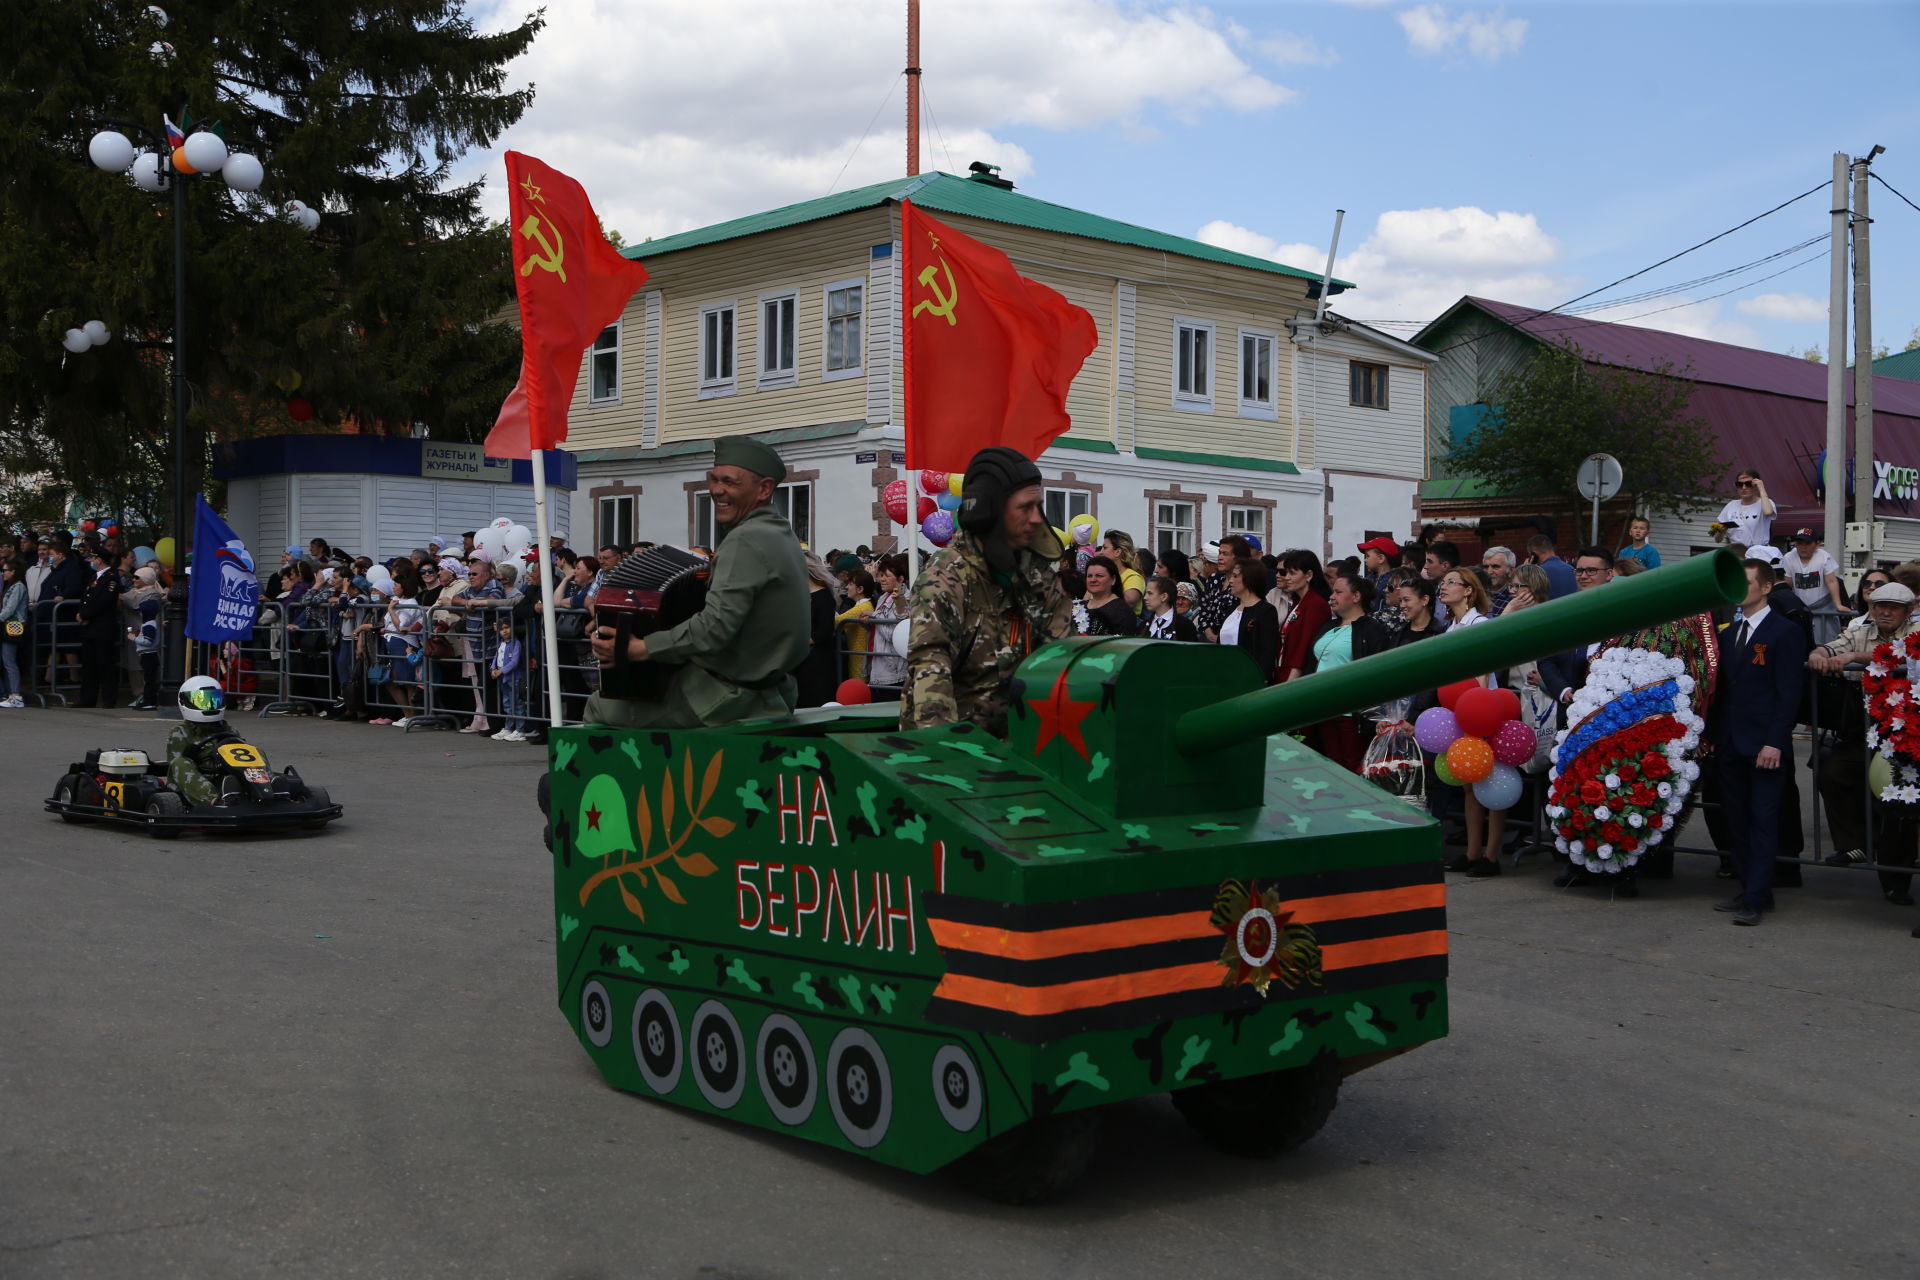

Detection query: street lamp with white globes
xmin=82 ymin=111 xmax=316 ymax=712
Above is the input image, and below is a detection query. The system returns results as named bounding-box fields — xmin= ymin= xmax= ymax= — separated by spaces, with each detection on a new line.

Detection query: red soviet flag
xmin=901 ymin=199 xmax=1097 ymax=473
xmin=485 ymin=152 xmax=650 ymax=458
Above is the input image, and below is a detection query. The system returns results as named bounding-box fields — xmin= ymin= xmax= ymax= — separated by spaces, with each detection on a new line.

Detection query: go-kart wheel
xmin=950 ymin=1108 xmax=1105 ymax=1205
xmin=1170 ymin=1050 xmax=1342 ymax=1157
xmin=145 ymin=791 xmax=186 ymax=838
xmin=300 ymin=787 xmax=332 ymax=830
xmin=54 ymin=775 xmax=96 ymax=824
xmin=536 ymin=771 xmax=551 ymax=817
xmin=542 ymin=821 xmax=554 ymax=853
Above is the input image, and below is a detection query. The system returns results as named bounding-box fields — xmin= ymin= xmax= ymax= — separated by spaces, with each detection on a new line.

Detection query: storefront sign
xmin=423 ymin=442 xmax=512 ymax=483
xmin=1873 ymin=460 xmax=1920 ymax=502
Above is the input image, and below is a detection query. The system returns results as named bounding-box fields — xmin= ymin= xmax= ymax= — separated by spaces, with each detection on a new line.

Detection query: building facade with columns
xmin=558 ymin=167 xmax=1432 ymax=563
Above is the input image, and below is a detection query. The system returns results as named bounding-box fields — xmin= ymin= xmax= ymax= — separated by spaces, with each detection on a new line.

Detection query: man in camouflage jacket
xmin=902 ymin=446 xmax=1072 ymax=738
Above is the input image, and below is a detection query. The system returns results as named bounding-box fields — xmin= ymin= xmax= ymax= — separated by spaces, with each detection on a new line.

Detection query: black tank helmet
xmin=957 ymin=446 xmax=1064 ymax=573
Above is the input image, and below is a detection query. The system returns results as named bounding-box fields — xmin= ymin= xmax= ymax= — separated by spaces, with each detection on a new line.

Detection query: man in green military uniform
xmin=902 ymin=445 xmax=1073 ymax=737
xmin=587 ymin=435 xmax=809 ymax=729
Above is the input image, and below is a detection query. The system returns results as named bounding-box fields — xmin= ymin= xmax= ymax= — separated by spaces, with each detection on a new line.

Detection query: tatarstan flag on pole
xmin=485 ymin=152 xmax=651 ymax=459
xmin=901 ymin=199 xmax=1098 ymax=473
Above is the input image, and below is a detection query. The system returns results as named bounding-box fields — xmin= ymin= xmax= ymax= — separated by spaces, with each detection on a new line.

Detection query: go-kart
xmin=46 ymin=740 xmax=343 ymax=838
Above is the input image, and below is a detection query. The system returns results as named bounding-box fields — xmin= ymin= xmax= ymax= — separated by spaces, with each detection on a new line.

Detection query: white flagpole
xmin=531 ymin=447 xmax=564 ymax=727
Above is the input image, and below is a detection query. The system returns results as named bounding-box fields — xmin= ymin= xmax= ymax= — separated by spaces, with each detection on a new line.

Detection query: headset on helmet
xmin=178 ymin=675 xmax=226 ymax=724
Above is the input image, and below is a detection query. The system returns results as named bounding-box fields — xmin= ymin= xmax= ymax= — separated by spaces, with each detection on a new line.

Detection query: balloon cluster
xmin=473 ymin=517 xmax=534 ymax=566
xmin=1067 ymin=514 xmax=1101 ymax=571
xmin=881 ymin=470 xmax=963 ymax=547
xmin=1413 ymin=680 xmax=1531 ymax=810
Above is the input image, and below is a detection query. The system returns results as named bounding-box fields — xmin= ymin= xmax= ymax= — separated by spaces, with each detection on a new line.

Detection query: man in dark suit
xmin=1713 ymin=560 xmax=1812 ymax=925
xmin=74 ymin=547 xmax=124 ymax=708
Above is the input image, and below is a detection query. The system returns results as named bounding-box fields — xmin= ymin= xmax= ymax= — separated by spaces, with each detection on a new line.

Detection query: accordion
xmin=595 ymin=545 xmax=711 ymax=700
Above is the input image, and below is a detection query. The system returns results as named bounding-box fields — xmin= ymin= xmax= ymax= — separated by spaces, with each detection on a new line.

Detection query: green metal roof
xmin=623 ymin=171 xmax=1352 ymax=291
xmin=1872 ymin=348 xmax=1920 ymax=382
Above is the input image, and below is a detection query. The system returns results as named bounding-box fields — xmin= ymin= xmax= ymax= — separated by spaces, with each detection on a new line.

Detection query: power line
xmin=826 ymin=72 xmax=903 ymax=197
xmin=918 ymin=79 xmax=958 ymax=176
xmin=1872 ymin=170 xmax=1920 ymax=217
xmin=1423 ymin=177 xmax=1831 ymax=353
xmin=1533 ymin=245 xmax=1828 ymax=331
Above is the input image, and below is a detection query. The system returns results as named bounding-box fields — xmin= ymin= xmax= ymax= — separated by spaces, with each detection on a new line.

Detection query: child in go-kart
xmin=167 ymin=675 xmax=234 ymax=806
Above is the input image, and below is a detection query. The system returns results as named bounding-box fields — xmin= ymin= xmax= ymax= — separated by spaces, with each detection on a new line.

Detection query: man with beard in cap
xmin=902 ymin=445 xmax=1073 ymax=737
xmin=587 ymin=435 xmax=809 ymax=729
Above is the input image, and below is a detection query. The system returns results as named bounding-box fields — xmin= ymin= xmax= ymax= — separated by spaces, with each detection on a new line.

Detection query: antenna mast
xmin=905 ymin=0 xmax=922 ymax=176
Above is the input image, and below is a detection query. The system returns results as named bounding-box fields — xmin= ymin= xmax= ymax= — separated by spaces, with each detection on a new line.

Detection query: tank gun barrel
xmin=1173 ymin=549 xmax=1745 ymax=757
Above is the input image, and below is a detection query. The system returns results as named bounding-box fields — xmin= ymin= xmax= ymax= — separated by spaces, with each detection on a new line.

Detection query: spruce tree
xmin=0 ymin=0 xmax=542 ymax=531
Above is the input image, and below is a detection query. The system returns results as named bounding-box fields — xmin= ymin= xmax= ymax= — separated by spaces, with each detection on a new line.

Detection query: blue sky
xmin=467 ymin=0 xmax=1920 ymax=357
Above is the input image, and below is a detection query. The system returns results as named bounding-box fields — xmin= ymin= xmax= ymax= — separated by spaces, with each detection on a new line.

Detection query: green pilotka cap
xmin=712 ymin=435 xmax=787 ymax=483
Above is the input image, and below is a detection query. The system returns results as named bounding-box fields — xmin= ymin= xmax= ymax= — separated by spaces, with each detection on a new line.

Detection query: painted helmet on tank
xmin=177 ymin=675 xmax=226 ymax=724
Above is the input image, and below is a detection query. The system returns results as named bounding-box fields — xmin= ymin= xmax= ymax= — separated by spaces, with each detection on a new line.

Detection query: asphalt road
xmin=3 ymin=709 xmax=1916 ymax=1279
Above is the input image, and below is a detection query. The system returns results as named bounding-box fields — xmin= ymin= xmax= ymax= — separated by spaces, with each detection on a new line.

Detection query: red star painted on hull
xmin=1027 ymin=667 xmax=1098 ymax=760
xmin=585 ymin=803 xmax=603 ymax=831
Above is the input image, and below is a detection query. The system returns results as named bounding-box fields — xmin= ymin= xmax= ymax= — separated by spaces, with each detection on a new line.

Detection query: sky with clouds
xmin=462 ymin=0 xmax=1920 ymax=357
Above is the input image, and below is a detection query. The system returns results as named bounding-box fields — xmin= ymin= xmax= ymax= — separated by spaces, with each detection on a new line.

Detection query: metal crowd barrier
xmin=28 ymin=599 xmax=83 ymax=707
xmin=836 ymin=610 xmax=906 ymax=699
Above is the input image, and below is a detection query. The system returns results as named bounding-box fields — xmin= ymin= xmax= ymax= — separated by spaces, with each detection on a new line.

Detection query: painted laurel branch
xmin=579 ymin=749 xmax=734 ymax=922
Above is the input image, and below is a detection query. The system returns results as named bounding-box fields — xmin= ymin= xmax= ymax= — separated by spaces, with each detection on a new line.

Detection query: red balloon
xmin=917 ymin=493 xmax=937 ymax=523
xmin=883 ymin=479 xmax=909 ymax=525
xmin=288 ymin=397 xmax=314 ymax=422
xmin=1437 ymin=679 xmax=1480 ymax=711
xmin=1455 ymin=686 xmax=1509 ymax=737
xmin=835 ymin=678 xmax=872 ymax=705
xmin=81 ymin=520 xmax=97 ymax=531
xmin=918 ymin=469 xmax=950 ymax=497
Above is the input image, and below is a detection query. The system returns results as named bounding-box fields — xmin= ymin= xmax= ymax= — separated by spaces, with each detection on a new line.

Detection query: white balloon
xmin=83 ymin=320 xmax=110 ymax=346
xmin=146 ymin=5 xmax=169 ymax=26
xmin=149 ymin=41 xmax=173 ymax=62
xmin=221 ymin=153 xmax=263 ymax=192
xmin=182 ymin=131 xmax=227 ymax=174
xmin=491 ymin=517 xmax=513 ymax=530
xmin=88 ymin=131 xmax=135 ymax=174
xmin=129 ymin=152 xmax=166 ymax=193
xmin=62 ymin=329 xmax=90 ymax=354
xmin=283 ymin=199 xmax=307 ymax=216
xmin=297 ymin=206 xmax=320 ymax=233
xmin=893 ymin=619 xmax=911 ymax=658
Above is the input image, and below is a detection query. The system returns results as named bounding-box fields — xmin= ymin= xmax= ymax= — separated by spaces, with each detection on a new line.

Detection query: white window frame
xmin=698 ymin=300 xmax=737 ymax=399
xmin=1043 ymin=487 xmax=1092 ymax=532
xmin=1223 ymin=504 xmax=1266 ymax=544
xmin=757 ymin=290 xmax=797 ymax=389
xmin=1350 ymin=360 xmax=1389 ymax=410
xmin=1173 ymin=318 xmax=1214 ymax=411
xmin=597 ymin=494 xmax=635 ymax=549
xmin=696 ymin=482 xmax=810 ymax=546
xmin=822 ymin=278 xmax=864 ymax=382
xmin=1154 ymin=499 xmax=1197 ymax=555
xmin=588 ymin=323 xmax=621 ymax=405
xmin=1237 ymin=327 xmax=1277 ymax=420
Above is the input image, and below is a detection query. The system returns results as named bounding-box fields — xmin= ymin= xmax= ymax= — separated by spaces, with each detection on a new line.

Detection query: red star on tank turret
xmin=1027 ymin=667 xmax=1097 ymax=760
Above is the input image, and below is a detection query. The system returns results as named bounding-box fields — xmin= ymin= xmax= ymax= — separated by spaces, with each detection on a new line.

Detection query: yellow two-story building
xmin=561 ymin=165 xmax=1433 ymax=563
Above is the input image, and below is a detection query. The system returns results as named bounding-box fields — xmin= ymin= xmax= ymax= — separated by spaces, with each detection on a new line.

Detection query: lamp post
xmin=81 ymin=114 xmax=314 ymax=713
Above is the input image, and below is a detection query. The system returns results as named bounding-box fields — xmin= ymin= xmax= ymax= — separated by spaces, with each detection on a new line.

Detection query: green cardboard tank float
xmin=541 ymin=551 xmax=1741 ymax=1200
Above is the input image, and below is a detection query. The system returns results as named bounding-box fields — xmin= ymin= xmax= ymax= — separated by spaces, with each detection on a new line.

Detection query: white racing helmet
xmin=178 ymin=675 xmax=226 ymax=724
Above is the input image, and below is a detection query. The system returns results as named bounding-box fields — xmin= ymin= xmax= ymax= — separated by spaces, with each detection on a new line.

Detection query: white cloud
xmin=1260 ymin=30 xmax=1340 ymax=67
xmin=1397 ymin=5 xmax=1527 ymax=63
xmin=470 ymin=0 xmax=1296 ymax=238
xmin=1735 ymin=292 xmax=1828 ymax=323
xmin=1199 ymin=206 xmax=1566 ymax=325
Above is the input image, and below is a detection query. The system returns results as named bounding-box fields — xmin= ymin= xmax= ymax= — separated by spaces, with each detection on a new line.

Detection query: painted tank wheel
xmin=755 ymin=1014 xmax=817 ymax=1126
xmin=690 ymin=1000 xmax=746 ymax=1110
xmin=630 ymin=989 xmax=683 ymax=1095
xmin=826 ymin=1027 xmax=891 ymax=1149
xmin=931 ymin=1044 xmax=983 ymax=1132
xmin=580 ymin=980 xmax=614 ymax=1048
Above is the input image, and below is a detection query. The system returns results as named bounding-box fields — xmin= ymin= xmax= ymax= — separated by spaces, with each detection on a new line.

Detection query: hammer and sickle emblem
xmin=912 ymin=258 xmax=958 ymax=326
xmin=518 ymin=211 xmax=567 ymax=283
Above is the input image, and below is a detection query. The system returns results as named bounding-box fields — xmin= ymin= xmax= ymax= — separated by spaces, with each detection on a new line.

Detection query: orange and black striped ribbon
xmin=923 ymin=862 xmax=1446 ymax=1041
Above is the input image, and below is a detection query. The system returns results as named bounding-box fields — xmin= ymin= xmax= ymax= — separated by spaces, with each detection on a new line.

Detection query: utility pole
xmin=1824 ymin=152 xmax=1849 ymax=580
xmin=1851 ymin=145 xmax=1886 ymax=573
